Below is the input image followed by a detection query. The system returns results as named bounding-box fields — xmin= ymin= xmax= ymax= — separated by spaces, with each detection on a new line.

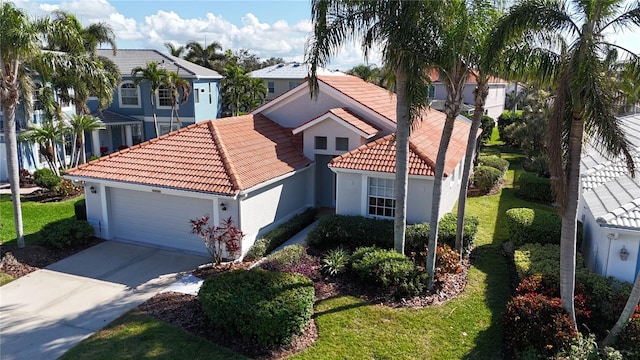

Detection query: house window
xmin=132 ymin=124 xmax=142 ymax=144
xmin=194 ymin=88 xmax=200 ymax=103
xmin=427 ymin=84 xmax=436 ymax=99
xmin=288 ymin=81 xmax=299 ymax=89
xmin=267 ymin=81 xmax=275 ymax=93
xmin=120 ymin=82 xmax=140 ymax=107
xmin=368 ymin=177 xmax=395 ymax=218
xmin=157 ymin=86 xmax=172 ymax=107
xmin=32 ymin=83 xmax=43 ymax=111
xmin=56 ymin=89 xmax=70 ymax=108
xmin=159 ymin=123 xmax=179 ymax=136
xmin=336 ymin=137 xmax=349 ymax=151
xmin=314 ymin=136 xmax=327 ymax=150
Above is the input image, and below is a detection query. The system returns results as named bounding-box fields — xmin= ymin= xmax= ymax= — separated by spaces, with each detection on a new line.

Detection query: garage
xmin=108 ymin=187 xmax=214 ymax=254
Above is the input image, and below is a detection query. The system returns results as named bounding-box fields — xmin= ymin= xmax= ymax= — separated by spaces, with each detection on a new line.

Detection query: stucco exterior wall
xmin=301 ymin=118 xmax=368 ymax=159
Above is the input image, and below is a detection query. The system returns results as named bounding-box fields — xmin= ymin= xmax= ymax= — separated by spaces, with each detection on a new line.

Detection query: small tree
xmin=190 ymin=215 xmax=243 ymax=264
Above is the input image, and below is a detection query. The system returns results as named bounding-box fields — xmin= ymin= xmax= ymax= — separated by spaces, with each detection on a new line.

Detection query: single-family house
xmin=249 ymin=62 xmax=345 ymax=101
xmin=427 ymin=69 xmax=508 ymax=120
xmin=580 ymin=113 xmax=640 ymax=283
xmin=87 ymin=49 xmax=223 ymax=157
xmin=64 ymin=75 xmax=473 ymax=257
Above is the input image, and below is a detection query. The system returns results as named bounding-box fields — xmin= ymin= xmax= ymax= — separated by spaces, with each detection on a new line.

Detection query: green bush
xmin=321 ymin=247 xmax=350 ymax=276
xmin=199 ymin=269 xmax=314 ymax=349
xmin=261 ymin=244 xmax=308 ymax=269
xmin=497 ymin=110 xmax=523 ymax=142
xmin=516 ymin=172 xmax=554 ymax=203
xmin=244 ymin=208 xmax=317 ymax=260
xmin=349 ymin=247 xmax=427 ymax=297
xmin=477 ymin=155 xmax=509 ymax=174
xmin=522 ymin=154 xmax=550 ymax=177
xmin=480 ymin=115 xmax=495 ymax=143
xmin=41 ymin=219 xmax=94 ymax=249
xmin=33 ymin=168 xmax=62 ymax=191
xmin=405 ymin=223 xmax=430 ymax=255
xmin=505 ymin=208 xmax=561 ymax=246
xmin=514 ymin=243 xmax=584 ymax=280
xmin=437 ymin=213 xmax=479 ymax=255
xmin=473 ymin=165 xmax=503 ymax=193
xmin=74 ymin=199 xmax=87 ymax=220
xmin=306 ymin=215 xmax=394 ymax=250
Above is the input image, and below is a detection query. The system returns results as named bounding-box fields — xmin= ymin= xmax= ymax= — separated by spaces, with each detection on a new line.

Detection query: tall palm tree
xmin=68 ymin=114 xmax=105 ymax=166
xmin=306 ymin=0 xmax=440 ymax=255
xmin=184 ymin=41 xmax=225 ymax=70
xmin=131 ymin=61 xmax=171 ymax=138
xmin=165 ymin=71 xmax=191 ymax=129
xmin=164 ymin=42 xmax=185 ymax=58
xmin=1 ymin=3 xmax=43 ymax=248
xmin=489 ymin=0 xmax=640 ymax=330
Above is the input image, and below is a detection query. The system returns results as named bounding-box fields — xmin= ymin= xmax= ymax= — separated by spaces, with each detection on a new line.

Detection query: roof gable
xmin=292 ymin=108 xmax=379 ymax=138
xmin=65 ymin=114 xmax=310 ymax=195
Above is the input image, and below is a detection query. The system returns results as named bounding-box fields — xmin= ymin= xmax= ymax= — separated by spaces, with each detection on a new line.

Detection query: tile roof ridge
xmin=318 ymin=76 xmax=396 ymax=122
xmin=208 ymin=120 xmax=242 ymax=192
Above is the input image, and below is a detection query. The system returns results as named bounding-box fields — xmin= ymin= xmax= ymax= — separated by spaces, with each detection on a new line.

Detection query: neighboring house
xmin=65 ymin=75 xmax=473 ymax=257
xmin=0 ymin=85 xmax=75 ymax=181
xmin=427 ymin=69 xmax=508 ymax=120
xmin=249 ymin=62 xmax=345 ymax=101
xmin=579 ymin=113 xmax=640 ymax=283
xmin=86 ymin=49 xmax=223 ymax=157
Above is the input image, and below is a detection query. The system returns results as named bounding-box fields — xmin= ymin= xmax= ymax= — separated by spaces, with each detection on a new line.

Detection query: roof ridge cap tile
xmin=208 ymin=120 xmax=242 ymax=191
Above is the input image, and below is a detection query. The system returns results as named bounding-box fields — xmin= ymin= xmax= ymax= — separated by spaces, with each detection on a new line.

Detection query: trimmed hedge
xmin=516 ymin=172 xmax=554 ymax=203
xmin=33 ymin=168 xmax=62 ymax=191
xmin=473 ymin=165 xmax=502 ymax=193
xmin=74 ymin=199 xmax=87 ymax=220
xmin=41 ymin=219 xmax=94 ymax=249
xmin=505 ymin=207 xmax=561 ymax=245
xmin=513 ymin=243 xmax=585 ymax=280
xmin=480 ymin=115 xmax=495 ymax=143
xmin=259 ymin=245 xmax=320 ymax=280
xmin=308 ymin=213 xmax=479 ymax=255
xmin=477 ymin=155 xmax=509 ymax=174
xmin=199 ymin=269 xmax=315 ymax=349
xmin=244 ymin=208 xmax=316 ymax=260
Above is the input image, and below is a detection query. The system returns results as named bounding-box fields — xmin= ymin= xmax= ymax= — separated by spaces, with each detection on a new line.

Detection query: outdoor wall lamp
xmin=89 ymin=186 xmax=97 ymax=194
xmin=620 ymin=246 xmax=630 ymax=261
xmin=220 ymin=202 xmax=227 ymax=211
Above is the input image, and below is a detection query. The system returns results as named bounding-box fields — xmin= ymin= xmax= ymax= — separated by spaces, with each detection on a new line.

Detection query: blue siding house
xmin=87 ymin=49 xmax=222 ymax=156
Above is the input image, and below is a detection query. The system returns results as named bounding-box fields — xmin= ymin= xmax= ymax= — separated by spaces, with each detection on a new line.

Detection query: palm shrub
xmin=320 ymin=247 xmax=349 ymax=276
xmin=33 ymin=168 xmax=62 ymax=192
xmin=41 ymin=219 xmax=94 ymax=249
xmin=473 ymin=165 xmax=502 ymax=193
xmin=198 ymin=269 xmax=314 ymax=349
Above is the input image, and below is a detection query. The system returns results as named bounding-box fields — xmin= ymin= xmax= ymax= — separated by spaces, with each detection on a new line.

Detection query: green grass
xmin=0 ymin=273 xmax=14 ymax=286
xmin=62 ymin=144 xmax=552 ymax=359
xmin=0 ymin=194 xmax=79 ymax=244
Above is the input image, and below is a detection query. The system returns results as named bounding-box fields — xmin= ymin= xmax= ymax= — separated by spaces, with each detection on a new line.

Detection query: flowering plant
xmin=190 ymin=215 xmax=243 ymax=264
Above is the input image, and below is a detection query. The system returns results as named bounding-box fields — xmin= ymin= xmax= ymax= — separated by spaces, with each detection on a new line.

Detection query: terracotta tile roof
xmin=330 ymin=109 xmax=471 ymax=177
xmin=317 ymin=76 xmax=397 ymax=122
xmin=65 ymin=114 xmax=311 ymax=195
xmin=293 ymin=107 xmax=379 ymax=137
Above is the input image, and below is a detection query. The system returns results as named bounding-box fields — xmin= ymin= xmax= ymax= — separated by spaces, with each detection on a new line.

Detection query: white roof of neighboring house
xmin=581 ymin=113 xmax=640 ymax=175
xmin=96 ymin=49 xmax=222 ymax=79
xmin=249 ymin=63 xmax=346 ymax=79
xmin=583 ymin=174 xmax=640 ymax=228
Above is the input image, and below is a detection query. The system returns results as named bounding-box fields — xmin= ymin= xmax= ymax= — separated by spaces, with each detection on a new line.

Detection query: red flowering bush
xmin=190 ymin=215 xmax=243 ymax=264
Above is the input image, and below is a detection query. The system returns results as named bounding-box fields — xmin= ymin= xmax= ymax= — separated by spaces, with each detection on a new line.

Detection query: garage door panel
xmin=108 ymin=188 xmax=212 ymax=254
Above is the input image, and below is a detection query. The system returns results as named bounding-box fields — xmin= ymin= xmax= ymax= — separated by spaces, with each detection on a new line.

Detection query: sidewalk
xmin=0 ymin=183 xmax=41 ymax=195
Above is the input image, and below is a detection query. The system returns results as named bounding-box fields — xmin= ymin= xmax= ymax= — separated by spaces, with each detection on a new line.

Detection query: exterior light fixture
xmin=620 ymin=246 xmax=630 ymax=261
xmin=220 ymin=202 xmax=227 ymax=211
xmin=89 ymin=186 xmax=97 ymax=194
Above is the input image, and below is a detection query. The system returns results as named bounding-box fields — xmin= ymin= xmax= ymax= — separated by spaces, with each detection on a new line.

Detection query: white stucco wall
xmin=301 ymin=118 xmax=368 ymax=159
xmin=239 ymin=168 xmax=313 ymax=255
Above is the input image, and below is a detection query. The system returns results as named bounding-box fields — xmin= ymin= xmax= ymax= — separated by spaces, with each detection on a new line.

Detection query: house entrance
xmin=315 ymin=154 xmax=336 ymax=208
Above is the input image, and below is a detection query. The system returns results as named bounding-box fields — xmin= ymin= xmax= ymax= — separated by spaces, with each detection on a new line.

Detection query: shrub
xmin=436 ymin=213 xmax=479 ymax=255
xmin=245 ymin=208 xmax=317 ymax=260
xmin=616 ymin=310 xmax=640 ymax=356
xmin=473 ymin=165 xmax=502 ymax=193
xmin=74 ymin=199 xmax=87 ymax=220
xmin=480 ymin=115 xmax=495 ymax=143
xmin=349 ymin=247 xmax=427 ymax=297
xmin=199 ymin=269 xmax=314 ymax=349
xmin=259 ymin=245 xmax=319 ymax=279
xmin=503 ymin=294 xmax=577 ymax=357
xmin=516 ymin=172 xmax=554 ymax=203
xmin=405 ymin=223 xmax=430 ymax=255
xmin=522 ymin=154 xmax=550 ymax=177
xmin=321 ymin=247 xmax=349 ymax=276
xmin=41 ymin=219 xmax=94 ymax=249
xmin=505 ymin=208 xmax=561 ymax=246
xmin=514 ymin=243 xmax=584 ymax=280
xmin=477 ymin=155 xmax=509 ymax=174
xmin=559 ymin=333 xmax=623 ymax=360
xmin=57 ymin=179 xmax=81 ymax=197
xmin=497 ymin=110 xmax=523 ymax=142
xmin=190 ymin=216 xmax=243 ymax=264
xmin=33 ymin=168 xmax=62 ymax=192
xmin=306 ymin=215 xmax=394 ymax=250
xmin=436 ymin=245 xmax=461 ymax=275
xmin=19 ymin=169 xmax=34 ymax=186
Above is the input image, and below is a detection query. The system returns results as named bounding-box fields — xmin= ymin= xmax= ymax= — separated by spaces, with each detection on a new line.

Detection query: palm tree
xmin=131 ymin=61 xmax=171 ymax=138
xmin=306 ymin=0 xmax=440 ymax=255
xmin=184 ymin=41 xmax=225 ymax=70
xmin=68 ymin=114 xmax=105 ymax=166
xmin=165 ymin=71 xmax=191 ymax=129
xmin=220 ymin=63 xmax=266 ymax=116
xmin=488 ymin=0 xmax=640 ymax=330
xmin=1 ymin=3 xmax=43 ymax=248
xmin=164 ymin=42 xmax=185 ymax=58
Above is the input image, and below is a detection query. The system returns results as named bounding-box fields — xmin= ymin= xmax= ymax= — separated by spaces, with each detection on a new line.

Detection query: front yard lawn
xmin=63 ymin=145 xmax=546 ymax=359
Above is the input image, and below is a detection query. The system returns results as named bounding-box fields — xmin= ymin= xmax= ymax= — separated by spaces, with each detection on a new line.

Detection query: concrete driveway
xmin=0 ymin=241 xmax=208 ymax=360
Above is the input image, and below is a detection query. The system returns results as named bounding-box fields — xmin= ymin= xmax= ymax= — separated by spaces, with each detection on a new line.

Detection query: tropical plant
xmin=131 ymin=61 xmax=171 ymax=138
xmin=164 ymin=71 xmax=191 ymax=129
xmin=306 ymin=0 xmax=441 ymax=257
xmin=220 ymin=62 xmax=266 ymax=116
xmin=68 ymin=114 xmax=105 ymax=166
xmin=164 ymin=42 xmax=185 ymax=57
xmin=184 ymin=40 xmax=225 ymax=70
xmin=190 ymin=215 xmax=244 ymax=264
xmin=488 ymin=0 xmax=640 ymax=331
xmin=348 ymin=64 xmax=384 ymax=86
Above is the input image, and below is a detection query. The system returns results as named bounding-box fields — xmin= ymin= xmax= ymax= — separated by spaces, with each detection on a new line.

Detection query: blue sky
xmin=11 ymin=0 xmax=640 ymax=71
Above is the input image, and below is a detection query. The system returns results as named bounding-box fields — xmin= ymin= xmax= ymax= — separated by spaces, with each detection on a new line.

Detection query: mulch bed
xmin=20 ymin=189 xmax=83 ymax=203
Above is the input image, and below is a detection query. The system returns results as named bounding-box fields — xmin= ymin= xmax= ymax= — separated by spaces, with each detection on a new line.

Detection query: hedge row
xmin=41 ymin=219 xmax=94 ymax=249
xmin=516 ymin=172 xmax=554 ymax=203
xmin=477 ymin=155 xmax=509 ymax=174
xmin=505 ymin=207 xmax=561 ymax=246
xmin=473 ymin=166 xmax=503 ymax=193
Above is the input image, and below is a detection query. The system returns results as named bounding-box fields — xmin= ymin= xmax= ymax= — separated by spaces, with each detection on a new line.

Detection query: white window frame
xmin=119 ymin=81 xmax=141 ymax=108
xmin=267 ymin=81 xmax=275 ymax=93
xmin=156 ymin=85 xmax=173 ymax=109
xmin=367 ymin=177 xmax=395 ymax=218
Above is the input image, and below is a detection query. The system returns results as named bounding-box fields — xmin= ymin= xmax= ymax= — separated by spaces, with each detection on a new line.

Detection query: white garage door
xmin=108 ymin=188 xmax=213 ymax=254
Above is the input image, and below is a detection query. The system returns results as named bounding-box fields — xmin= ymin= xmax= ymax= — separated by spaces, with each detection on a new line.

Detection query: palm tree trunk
xmin=559 ymin=114 xmax=584 ymax=331
xmin=455 ymin=81 xmax=488 ymax=255
xmin=394 ymin=70 xmax=410 ymax=255
xmin=80 ymin=131 xmax=87 ymax=164
xmin=151 ymin=93 xmax=159 ymax=138
xmin=69 ymin=133 xmax=77 ymax=167
xmin=602 ymin=271 xmax=640 ymax=346
xmin=2 ymin=103 xmax=25 ymax=248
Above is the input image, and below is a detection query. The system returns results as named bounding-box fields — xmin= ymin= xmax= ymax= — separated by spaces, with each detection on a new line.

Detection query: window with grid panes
xmin=368 ymin=177 xmax=395 ymax=217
